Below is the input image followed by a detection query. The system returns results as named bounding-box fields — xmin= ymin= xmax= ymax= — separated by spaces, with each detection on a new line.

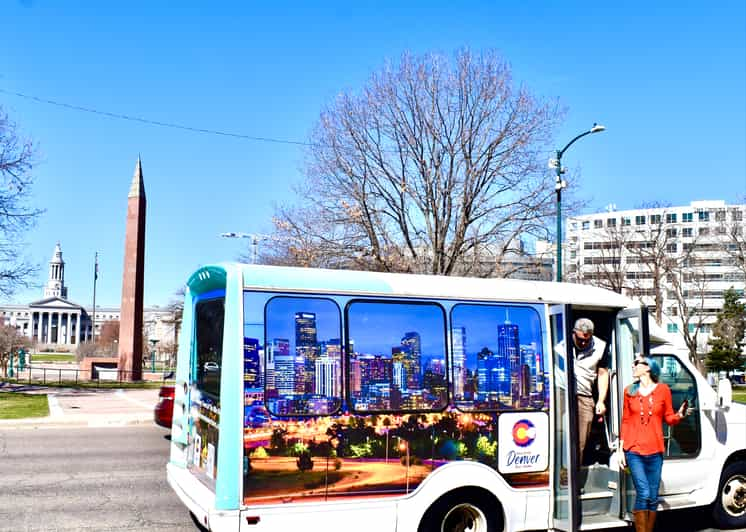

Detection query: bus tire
xmin=417 ymin=487 xmax=503 ymax=532
xmin=712 ymin=461 xmax=746 ymax=529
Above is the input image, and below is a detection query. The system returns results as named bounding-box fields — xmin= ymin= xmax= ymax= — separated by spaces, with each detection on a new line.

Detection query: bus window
xmin=189 ymin=296 xmax=225 ymax=488
xmin=347 ymin=300 xmax=447 ymax=412
xmin=651 ymin=354 xmax=701 ymax=458
xmin=450 ymin=304 xmax=546 ymax=411
xmin=195 ymin=298 xmax=225 ymax=398
xmin=264 ymin=297 xmax=343 ymax=416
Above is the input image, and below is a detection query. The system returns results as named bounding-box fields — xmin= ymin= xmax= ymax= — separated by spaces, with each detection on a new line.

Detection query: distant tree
xmin=705 ymin=287 xmax=746 ymax=373
xmin=0 ymin=107 xmax=44 ymax=297
xmin=296 ymin=451 xmax=314 ymax=472
xmin=98 ymin=320 xmax=120 ymax=354
xmin=269 ymin=49 xmax=570 ymax=275
xmin=0 ymin=324 xmax=32 ymax=377
xmin=167 ymin=285 xmax=185 ymax=346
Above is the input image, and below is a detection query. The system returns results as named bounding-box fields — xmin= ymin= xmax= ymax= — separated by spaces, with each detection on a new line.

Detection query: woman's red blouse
xmin=620 ymin=382 xmax=682 ymax=455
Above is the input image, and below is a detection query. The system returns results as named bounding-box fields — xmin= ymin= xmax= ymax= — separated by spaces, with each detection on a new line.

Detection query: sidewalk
xmin=0 ymin=383 xmax=160 ymax=429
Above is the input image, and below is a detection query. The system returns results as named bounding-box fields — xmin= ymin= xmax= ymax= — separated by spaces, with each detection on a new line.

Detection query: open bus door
xmin=612 ymin=307 xmax=650 ymax=521
xmin=549 ymin=304 xmax=580 ymax=532
xmin=551 ymin=304 xmax=646 ymax=531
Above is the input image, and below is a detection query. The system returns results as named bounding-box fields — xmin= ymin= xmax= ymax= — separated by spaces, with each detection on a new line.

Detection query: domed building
xmin=0 ymin=242 xmax=177 ymax=351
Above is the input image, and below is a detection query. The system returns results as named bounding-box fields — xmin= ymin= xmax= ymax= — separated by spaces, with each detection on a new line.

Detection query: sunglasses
xmin=634 ymin=359 xmax=649 ymax=367
xmin=573 ymin=333 xmax=592 ymax=344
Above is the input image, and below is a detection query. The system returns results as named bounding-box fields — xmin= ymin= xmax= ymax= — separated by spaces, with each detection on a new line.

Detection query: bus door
xmin=549 ymin=304 xmax=579 ymax=531
xmin=613 ymin=307 xmax=649 ymax=519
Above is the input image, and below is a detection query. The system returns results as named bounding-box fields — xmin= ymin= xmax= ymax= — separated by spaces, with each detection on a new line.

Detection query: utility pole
xmin=91 ymin=251 xmax=98 ymax=343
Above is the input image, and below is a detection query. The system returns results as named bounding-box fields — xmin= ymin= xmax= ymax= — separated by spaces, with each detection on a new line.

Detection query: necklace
xmin=638 ymin=392 xmax=654 ymax=425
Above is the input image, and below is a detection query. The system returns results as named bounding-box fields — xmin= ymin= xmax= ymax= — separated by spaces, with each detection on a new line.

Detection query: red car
xmin=154 ymin=385 xmax=175 ymax=428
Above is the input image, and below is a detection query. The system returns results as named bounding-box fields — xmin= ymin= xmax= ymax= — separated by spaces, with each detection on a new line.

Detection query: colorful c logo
xmin=512 ymin=419 xmax=536 ymax=447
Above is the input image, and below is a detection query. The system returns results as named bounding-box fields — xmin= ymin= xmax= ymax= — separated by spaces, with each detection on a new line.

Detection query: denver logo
xmin=511 ymin=419 xmax=536 ymax=447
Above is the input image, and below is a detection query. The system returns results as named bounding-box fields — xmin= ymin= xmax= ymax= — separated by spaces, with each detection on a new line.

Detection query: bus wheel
xmin=712 ymin=461 xmax=746 ymax=529
xmin=418 ymin=488 xmax=502 ymax=532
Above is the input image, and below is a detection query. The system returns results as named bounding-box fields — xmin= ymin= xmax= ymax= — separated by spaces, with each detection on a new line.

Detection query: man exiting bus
xmin=571 ymin=318 xmax=610 ymax=460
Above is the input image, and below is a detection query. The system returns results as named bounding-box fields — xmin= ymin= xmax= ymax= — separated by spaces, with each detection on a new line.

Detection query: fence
xmin=3 ymin=364 xmax=175 ymax=387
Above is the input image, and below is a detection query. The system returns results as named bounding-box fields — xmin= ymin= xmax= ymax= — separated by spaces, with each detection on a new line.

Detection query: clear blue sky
xmin=1 ymin=1 xmax=744 ymax=309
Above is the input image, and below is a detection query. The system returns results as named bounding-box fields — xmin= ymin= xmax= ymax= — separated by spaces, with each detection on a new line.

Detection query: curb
xmin=0 ymin=413 xmax=156 ymax=429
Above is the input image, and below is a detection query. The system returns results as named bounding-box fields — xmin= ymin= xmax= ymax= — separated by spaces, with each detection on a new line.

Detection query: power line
xmin=0 ymin=88 xmax=313 ymax=147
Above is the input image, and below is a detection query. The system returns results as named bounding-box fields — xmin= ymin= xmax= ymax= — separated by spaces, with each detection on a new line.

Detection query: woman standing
xmin=618 ymin=356 xmax=687 ymax=532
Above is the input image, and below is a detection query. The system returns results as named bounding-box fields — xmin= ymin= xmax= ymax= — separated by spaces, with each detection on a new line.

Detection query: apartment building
xmin=565 ymin=200 xmax=745 ymax=353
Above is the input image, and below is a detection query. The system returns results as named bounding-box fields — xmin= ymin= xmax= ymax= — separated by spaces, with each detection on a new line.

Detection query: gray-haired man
xmin=572 ymin=318 xmax=609 ymax=459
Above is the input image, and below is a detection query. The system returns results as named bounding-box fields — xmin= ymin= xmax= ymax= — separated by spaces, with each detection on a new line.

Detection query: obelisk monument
xmin=118 ymin=157 xmax=146 ymax=380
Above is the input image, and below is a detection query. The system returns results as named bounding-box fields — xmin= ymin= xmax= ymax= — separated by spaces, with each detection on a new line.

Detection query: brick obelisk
xmin=118 ymin=157 xmax=146 ymax=381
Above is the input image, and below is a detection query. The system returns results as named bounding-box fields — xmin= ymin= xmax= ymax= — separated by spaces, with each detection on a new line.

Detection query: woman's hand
xmin=677 ymin=401 xmax=689 ymax=418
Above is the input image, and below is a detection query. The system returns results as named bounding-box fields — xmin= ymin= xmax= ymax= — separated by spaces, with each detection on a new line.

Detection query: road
xmin=0 ymin=425 xmax=198 ymax=531
xmin=0 ymin=424 xmax=734 ymax=531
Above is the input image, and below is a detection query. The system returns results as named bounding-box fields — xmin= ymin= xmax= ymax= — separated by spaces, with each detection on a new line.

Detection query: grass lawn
xmin=0 ymin=392 xmax=49 ymax=419
xmin=734 ymin=389 xmax=746 ymax=404
xmin=30 ymin=353 xmax=76 ymax=363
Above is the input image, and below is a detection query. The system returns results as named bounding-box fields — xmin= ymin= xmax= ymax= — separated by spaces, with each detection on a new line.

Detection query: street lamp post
xmin=149 ymin=338 xmax=159 ymax=373
xmin=552 ymin=123 xmax=606 ymax=282
xmin=220 ymin=232 xmax=271 ymax=264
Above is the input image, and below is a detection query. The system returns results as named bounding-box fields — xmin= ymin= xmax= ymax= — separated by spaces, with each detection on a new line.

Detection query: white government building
xmin=0 ymin=243 xmax=178 ymax=350
xmin=565 ymin=199 xmax=745 ymax=351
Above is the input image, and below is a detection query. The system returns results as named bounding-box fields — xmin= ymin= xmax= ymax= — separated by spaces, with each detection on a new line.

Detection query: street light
xmin=220 ymin=232 xmax=271 ymax=264
xmin=551 ymin=123 xmax=606 ymax=282
xmin=149 ymin=338 xmax=159 ymax=373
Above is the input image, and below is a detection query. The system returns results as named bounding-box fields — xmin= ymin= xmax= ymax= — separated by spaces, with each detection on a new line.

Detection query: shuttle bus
xmin=167 ymin=263 xmax=746 ymax=531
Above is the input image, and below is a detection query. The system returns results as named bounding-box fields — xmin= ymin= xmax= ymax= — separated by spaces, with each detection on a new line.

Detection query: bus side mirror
xmin=717 ymin=378 xmax=733 ymax=409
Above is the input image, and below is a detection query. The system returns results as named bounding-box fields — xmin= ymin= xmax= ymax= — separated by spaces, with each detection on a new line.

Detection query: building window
xmin=732 ymin=209 xmax=744 ymax=222
xmin=666 ymin=228 xmax=677 ymax=238
xmin=716 ymin=226 xmax=727 ymax=235
xmin=666 ymin=213 xmax=677 ymax=223
xmin=582 ymin=221 xmax=590 ymax=230
xmin=682 ymin=228 xmax=693 ymax=238
xmin=570 ymin=250 xmax=576 ymax=259
xmin=621 ymin=217 xmax=631 ymax=226
xmin=635 ymin=215 xmax=646 ymax=225
xmin=594 ymin=219 xmax=603 ymax=229
xmin=666 ymin=243 xmax=678 ymax=253
xmin=715 ymin=210 xmax=726 ymax=222
xmin=688 ymin=323 xmax=696 ymax=333
xmin=698 ymin=211 xmax=710 ymax=222
xmin=607 ymin=218 xmax=617 ymax=227
xmin=699 ymin=227 xmax=709 ymax=236
xmin=571 ymin=222 xmax=578 ymax=231
xmin=667 ymin=323 xmax=679 ymax=333
xmin=682 ymin=212 xmax=693 ymax=223
xmin=650 ymin=214 xmax=662 ymax=224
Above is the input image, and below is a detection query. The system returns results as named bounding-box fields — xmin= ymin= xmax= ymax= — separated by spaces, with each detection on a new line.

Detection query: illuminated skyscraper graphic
xmin=295 ymin=312 xmax=318 ymax=394
xmin=244 ymin=337 xmax=261 ymax=389
xmin=401 ymin=331 xmax=422 ymax=389
xmin=452 ymin=326 xmax=466 ymax=399
xmin=272 ymin=338 xmax=294 ymax=396
xmin=497 ymin=321 xmax=520 ymax=406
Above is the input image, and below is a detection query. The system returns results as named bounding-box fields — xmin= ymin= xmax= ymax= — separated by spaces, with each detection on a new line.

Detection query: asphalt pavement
xmin=0 ymin=382 xmax=158 ymax=429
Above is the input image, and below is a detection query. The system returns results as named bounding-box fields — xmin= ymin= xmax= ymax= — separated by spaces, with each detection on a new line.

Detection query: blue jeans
xmin=626 ymin=451 xmax=663 ymax=511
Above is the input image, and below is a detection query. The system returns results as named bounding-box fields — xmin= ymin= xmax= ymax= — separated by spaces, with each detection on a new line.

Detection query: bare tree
xmin=577 ymin=221 xmax=631 ymax=294
xmin=0 ymin=324 xmax=32 ymax=377
xmin=269 ymin=50 xmax=568 ymax=275
xmin=0 ymin=107 xmax=43 ymax=297
xmin=667 ymin=265 xmax=711 ymax=370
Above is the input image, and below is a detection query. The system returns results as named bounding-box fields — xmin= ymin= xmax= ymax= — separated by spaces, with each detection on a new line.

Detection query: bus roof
xmin=199 ymin=263 xmax=636 ymax=309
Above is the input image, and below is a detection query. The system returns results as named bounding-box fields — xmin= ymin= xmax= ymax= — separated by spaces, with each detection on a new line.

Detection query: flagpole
xmin=91 ymin=252 xmax=98 ymax=343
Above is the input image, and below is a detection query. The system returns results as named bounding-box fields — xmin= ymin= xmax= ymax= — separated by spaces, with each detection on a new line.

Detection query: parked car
xmin=154 ymin=385 xmax=175 ymax=428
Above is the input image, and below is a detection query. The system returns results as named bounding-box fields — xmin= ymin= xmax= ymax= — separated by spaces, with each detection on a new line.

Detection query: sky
xmin=1 ymin=1 xmax=744 ymax=309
